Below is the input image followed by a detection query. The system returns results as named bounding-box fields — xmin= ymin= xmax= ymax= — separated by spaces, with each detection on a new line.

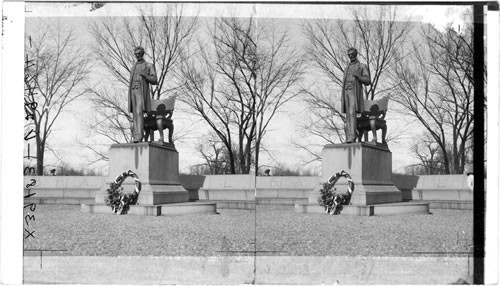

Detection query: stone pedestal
xmin=297 ymin=143 xmax=428 ymax=216
xmin=318 ymin=143 xmax=402 ymax=206
xmin=95 ymin=142 xmax=189 ymax=205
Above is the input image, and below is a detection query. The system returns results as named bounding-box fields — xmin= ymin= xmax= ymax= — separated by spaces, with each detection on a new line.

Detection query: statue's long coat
xmin=341 ymin=61 xmax=371 ymax=113
xmin=128 ymin=61 xmax=158 ymax=113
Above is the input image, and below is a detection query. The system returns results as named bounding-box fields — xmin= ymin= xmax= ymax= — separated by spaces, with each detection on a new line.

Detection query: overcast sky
xmin=23 ymin=3 xmax=470 ymax=175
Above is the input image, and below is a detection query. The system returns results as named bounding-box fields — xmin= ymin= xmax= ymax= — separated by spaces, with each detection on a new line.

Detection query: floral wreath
xmin=318 ymin=170 xmax=355 ymax=215
xmin=104 ymin=170 xmax=141 ymax=215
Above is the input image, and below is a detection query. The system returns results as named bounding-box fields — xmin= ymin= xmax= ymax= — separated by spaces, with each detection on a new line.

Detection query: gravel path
xmin=23 ymin=205 xmax=473 ymax=257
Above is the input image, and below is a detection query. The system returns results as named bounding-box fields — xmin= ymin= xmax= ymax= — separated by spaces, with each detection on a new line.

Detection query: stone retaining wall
xmin=411 ymin=175 xmax=472 ymax=201
xmin=23 ymin=174 xmax=472 ymax=205
xmin=197 ymin=175 xmax=256 ymax=200
xmin=257 ymin=176 xmax=320 ymax=199
xmin=197 ymin=175 xmax=320 ymax=201
xmin=24 ymin=175 xmax=205 ymax=204
xmin=24 ymin=176 xmax=105 ymax=201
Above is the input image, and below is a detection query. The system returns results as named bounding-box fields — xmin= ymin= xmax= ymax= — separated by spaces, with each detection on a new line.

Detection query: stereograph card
xmin=0 ymin=0 xmax=498 ymax=285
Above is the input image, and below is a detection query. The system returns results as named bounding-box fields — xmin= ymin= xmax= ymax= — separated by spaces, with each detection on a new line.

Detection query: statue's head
xmin=347 ymin=47 xmax=358 ymax=62
xmin=134 ymin=46 xmax=145 ymax=60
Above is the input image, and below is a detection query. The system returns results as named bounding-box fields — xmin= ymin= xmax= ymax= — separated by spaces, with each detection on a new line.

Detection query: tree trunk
xmin=228 ymin=147 xmax=236 ymax=174
xmin=238 ymin=136 xmax=246 ymax=174
xmin=442 ymin=152 xmax=450 ymax=174
xmin=36 ymin=142 xmax=44 ymax=175
xmin=254 ymin=139 xmax=260 ymax=176
xmin=245 ymin=142 xmax=252 ymax=174
xmin=452 ymin=132 xmax=460 ymax=174
xmin=458 ymin=141 xmax=466 ymax=174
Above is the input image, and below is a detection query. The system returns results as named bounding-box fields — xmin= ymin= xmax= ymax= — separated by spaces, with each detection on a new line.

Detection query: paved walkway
xmin=24 ymin=255 xmax=472 ymax=284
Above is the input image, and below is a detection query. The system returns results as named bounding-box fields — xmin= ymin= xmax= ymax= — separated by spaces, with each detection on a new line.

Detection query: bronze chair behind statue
xmin=144 ymin=96 xmax=176 ymax=144
xmin=356 ymin=96 xmax=389 ymax=145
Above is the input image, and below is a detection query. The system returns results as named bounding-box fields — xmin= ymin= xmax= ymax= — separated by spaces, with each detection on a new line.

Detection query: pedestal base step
xmin=411 ymin=200 xmax=472 ymax=210
xmin=256 ymin=198 xmax=308 ymax=205
xmin=26 ymin=197 xmax=95 ymax=205
xmin=295 ymin=201 xmax=430 ymax=216
xmin=215 ymin=200 xmax=256 ymax=210
xmin=81 ymin=201 xmax=217 ymax=216
xmin=202 ymin=199 xmax=309 ymax=210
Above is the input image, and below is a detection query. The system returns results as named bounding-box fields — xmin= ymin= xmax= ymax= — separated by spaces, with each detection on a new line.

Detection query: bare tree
xmin=390 ymin=22 xmax=476 ymax=174
xmin=196 ymin=132 xmax=231 ymax=174
xmin=300 ymin=87 xmax=347 ymax=144
xmin=304 ymin=6 xmax=412 ymax=100
xmin=181 ymin=17 xmax=304 ymax=174
xmin=296 ymin=6 xmax=413 ymax=160
xmin=84 ymin=4 xmax=198 ymax=162
xmin=410 ymin=134 xmax=446 ymax=175
xmin=25 ymin=20 xmax=91 ymax=175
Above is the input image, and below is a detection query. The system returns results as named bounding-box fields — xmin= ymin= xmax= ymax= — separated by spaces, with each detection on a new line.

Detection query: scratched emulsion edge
xmin=485 ymin=5 xmax=500 ymax=285
xmin=22 ymin=1 xmax=43 ymax=282
xmin=1 ymin=1 xmax=25 ymax=284
xmin=23 ymin=29 xmax=39 ymax=241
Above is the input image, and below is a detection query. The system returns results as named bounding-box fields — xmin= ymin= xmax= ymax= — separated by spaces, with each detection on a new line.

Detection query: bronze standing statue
xmin=128 ymin=47 xmax=158 ymax=143
xmin=341 ymin=48 xmax=371 ymax=143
